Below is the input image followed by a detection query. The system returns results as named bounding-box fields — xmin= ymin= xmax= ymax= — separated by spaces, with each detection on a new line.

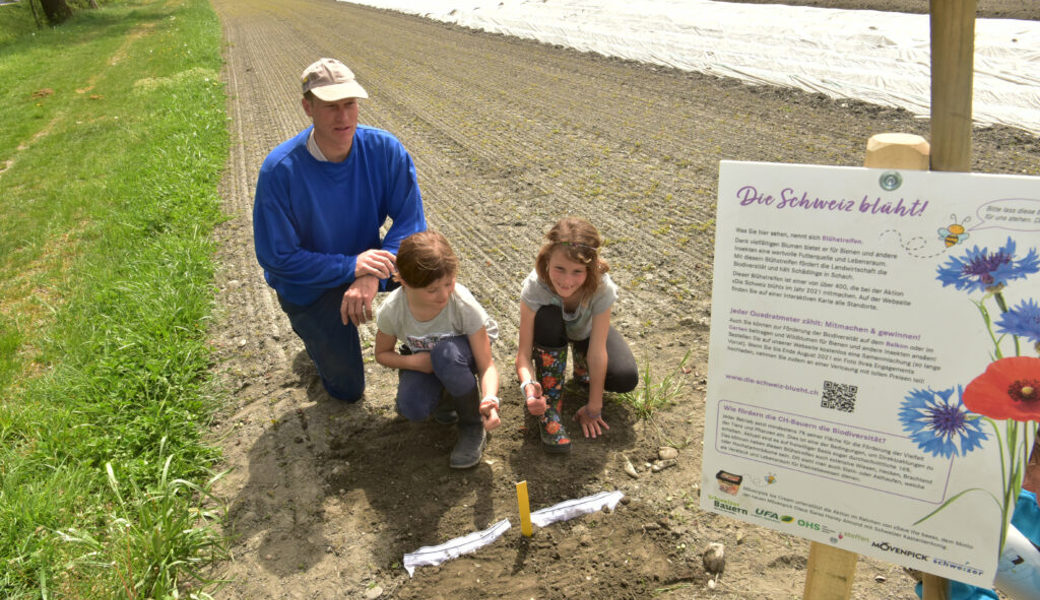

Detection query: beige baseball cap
xmin=301 ymin=58 xmax=369 ymax=101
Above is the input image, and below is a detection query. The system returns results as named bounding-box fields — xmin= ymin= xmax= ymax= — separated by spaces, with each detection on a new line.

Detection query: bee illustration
xmin=938 ymin=215 xmax=971 ymax=248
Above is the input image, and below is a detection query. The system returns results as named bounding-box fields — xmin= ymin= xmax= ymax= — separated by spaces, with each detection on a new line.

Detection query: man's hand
xmin=341 ymin=275 xmax=380 ymax=326
xmin=355 ymin=249 xmax=397 ymax=280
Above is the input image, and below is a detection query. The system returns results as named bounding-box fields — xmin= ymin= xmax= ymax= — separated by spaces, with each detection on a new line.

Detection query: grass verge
xmin=0 ymin=0 xmax=229 ymax=597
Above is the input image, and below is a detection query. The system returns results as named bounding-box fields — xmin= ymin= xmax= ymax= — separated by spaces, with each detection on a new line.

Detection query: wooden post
xmin=803 ymin=3 xmax=976 ymax=597
xmin=803 ymin=543 xmax=859 ymax=599
xmin=924 ymin=2 xmax=975 ymax=596
xmin=929 ymin=0 xmax=976 ymax=172
xmin=801 ymin=132 xmax=932 ymax=600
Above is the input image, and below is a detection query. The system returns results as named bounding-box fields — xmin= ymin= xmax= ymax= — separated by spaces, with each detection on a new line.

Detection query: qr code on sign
xmin=821 ymin=380 xmax=858 ymax=413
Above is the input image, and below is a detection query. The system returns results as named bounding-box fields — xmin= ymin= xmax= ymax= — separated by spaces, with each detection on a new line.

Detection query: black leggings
xmin=533 ymin=305 xmax=639 ymax=393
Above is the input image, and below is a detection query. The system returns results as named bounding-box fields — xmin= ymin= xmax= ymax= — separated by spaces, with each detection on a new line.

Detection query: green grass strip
xmin=0 ymin=0 xmax=229 ymax=597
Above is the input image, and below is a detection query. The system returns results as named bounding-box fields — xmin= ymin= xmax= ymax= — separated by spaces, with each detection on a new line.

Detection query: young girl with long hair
xmin=514 ymin=217 xmax=638 ymax=453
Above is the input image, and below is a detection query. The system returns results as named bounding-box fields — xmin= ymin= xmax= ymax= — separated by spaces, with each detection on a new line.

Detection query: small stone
xmin=874 ymin=575 xmax=886 ymax=583
xmin=651 ymin=459 xmax=677 ymax=472
xmin=702 ymin=542 xmax=725 ymax=576
xmin=658 ymin=447 xmax=679 ymax=460
xmin=624 ymin=457 xmax=640 ymax=479
xmin=365 ymin=586 xmax=383 ymax=599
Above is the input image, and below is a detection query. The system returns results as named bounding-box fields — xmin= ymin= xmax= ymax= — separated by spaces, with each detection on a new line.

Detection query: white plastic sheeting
xmin=341 ymin=0 xmax=1040 ymax=135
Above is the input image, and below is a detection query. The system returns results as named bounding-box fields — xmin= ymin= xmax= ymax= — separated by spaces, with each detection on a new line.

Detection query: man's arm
xmin=254 ymin=165 xmax=358 ymax=290
xmin=378 ymin=140 xmax=427 ymax=254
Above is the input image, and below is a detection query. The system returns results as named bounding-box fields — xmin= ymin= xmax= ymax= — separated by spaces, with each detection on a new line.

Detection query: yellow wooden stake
xmin=516 ymin=480 xmax=533 ymax=537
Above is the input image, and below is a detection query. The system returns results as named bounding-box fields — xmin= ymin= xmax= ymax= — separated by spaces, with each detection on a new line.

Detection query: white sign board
xmin=701 ymin=161 xmax=1040 ymax=586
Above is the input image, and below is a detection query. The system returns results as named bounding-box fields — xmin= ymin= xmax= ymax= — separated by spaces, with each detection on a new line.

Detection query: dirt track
xmin=207 ymin=0 xmax=1040 ymax=598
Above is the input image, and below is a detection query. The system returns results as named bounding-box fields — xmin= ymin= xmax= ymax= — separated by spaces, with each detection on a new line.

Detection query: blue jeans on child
xmin=396 ymin=336 xmax=478 ymax=421
xmin=278 ymin=281 xmax=397 ymax=403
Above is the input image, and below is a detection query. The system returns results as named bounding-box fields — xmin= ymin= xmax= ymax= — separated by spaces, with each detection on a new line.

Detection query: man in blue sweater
xmin=253 ymin=58 xmax=427 ymax=402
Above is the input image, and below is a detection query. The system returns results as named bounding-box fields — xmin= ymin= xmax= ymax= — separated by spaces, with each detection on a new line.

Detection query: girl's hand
xmin=525 ymin=394 xmax=547 ymax=416
xmin=574 ymin=404 xmax=609 ymax=438
xmin=482 ymin=407 xmax=501 ymax=431
xmin=480 ymin=397 xmax=501 ymax=431
xmin=520 ymin=380 xmax=542 ymax=400
xmin=412 ymin=352 xmax=434 ymax=374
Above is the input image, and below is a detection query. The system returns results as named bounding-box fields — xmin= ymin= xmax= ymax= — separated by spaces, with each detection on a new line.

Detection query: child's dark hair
xmin=535 ymin=217 xmax=609 ymax=297
xmin=395 ymin=230 xmax=458 ymax=288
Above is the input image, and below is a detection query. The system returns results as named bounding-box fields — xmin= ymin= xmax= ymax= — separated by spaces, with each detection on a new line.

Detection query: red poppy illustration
xmin=545 ymin=421 xmax=561 ymax=435
xmin=541 ymin=376 xmax=558 ymax=390
xmin=541 ymin=354 xmax=556 ymax=367
xmin=962 ymin=356 xmax=1040 ymax=422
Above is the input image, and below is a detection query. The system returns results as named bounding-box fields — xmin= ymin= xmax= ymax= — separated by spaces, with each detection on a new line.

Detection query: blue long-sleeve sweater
xmin=253 ymin=125 xmax=426 ymax=305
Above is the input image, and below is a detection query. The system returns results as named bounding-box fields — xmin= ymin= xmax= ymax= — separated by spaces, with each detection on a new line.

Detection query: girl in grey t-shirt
xmin=374 ymin=231 xmax=500 ymax=469
xmin=514 ymin=218 xmax=638 ymax=453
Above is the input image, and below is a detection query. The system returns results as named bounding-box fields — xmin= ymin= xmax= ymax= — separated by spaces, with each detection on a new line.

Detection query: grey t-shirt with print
xmin=519 ymin=270 xmax=617 ymax=341
xmin=376 ymin=282 xmax=496 ymax=352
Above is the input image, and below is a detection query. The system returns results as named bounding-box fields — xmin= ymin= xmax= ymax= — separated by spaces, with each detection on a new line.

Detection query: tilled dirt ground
xmin=206 ymin=0 xmax=1040 ymax=598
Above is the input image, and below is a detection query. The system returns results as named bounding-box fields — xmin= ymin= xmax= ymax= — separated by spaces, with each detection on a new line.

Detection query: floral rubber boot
xmin=533 ymin=345 xmax=571 ymax=453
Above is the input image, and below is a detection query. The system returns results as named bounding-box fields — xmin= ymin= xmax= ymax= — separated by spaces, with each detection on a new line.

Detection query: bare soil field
xmin=206 ymin=0 xmax=1040 ymax=598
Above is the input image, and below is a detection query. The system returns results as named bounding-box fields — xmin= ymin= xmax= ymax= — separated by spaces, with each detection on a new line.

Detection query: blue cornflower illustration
xmin=936 ymin=237 xmax=1039 ymax=293
xmin=898 ymin=386 xmax=987 ymax=459
xmin=995 ymin=298 xmax=1040 ymax=345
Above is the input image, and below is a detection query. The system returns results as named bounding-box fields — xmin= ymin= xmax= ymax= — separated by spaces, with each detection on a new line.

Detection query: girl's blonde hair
xmin=395 ymin=230 xmax=458 ymax=288
xmin=535 ymin=217 xmax=609 ymax=298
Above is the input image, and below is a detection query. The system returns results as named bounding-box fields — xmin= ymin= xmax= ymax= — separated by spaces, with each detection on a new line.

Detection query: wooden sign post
xmin=929 ymin=0 xmax=976 ymax=174
xmin=801 ymin=133 xmax=932 ymax=600
xmin=920 ymin=2 xmax=976 ymax=598
xmin=804 ymin=1 xmax=976 ymax=597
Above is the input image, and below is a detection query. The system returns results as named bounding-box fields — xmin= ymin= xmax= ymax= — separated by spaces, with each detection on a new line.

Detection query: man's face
xmin=302 ymin=95 xmax=360 ymax=153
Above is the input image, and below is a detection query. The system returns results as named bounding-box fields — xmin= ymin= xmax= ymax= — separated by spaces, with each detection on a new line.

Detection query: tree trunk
xmin=38 ymin=0 xmax=71 ymax=25
xmin=29 ymin=0 xmax=43 ymax=28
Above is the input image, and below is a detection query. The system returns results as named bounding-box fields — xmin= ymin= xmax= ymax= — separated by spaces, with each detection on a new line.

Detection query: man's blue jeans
xmin=277 ymin=282 xmax=387 ymax=402
xmin=396 ymin=336 xmax=478 ymax=421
